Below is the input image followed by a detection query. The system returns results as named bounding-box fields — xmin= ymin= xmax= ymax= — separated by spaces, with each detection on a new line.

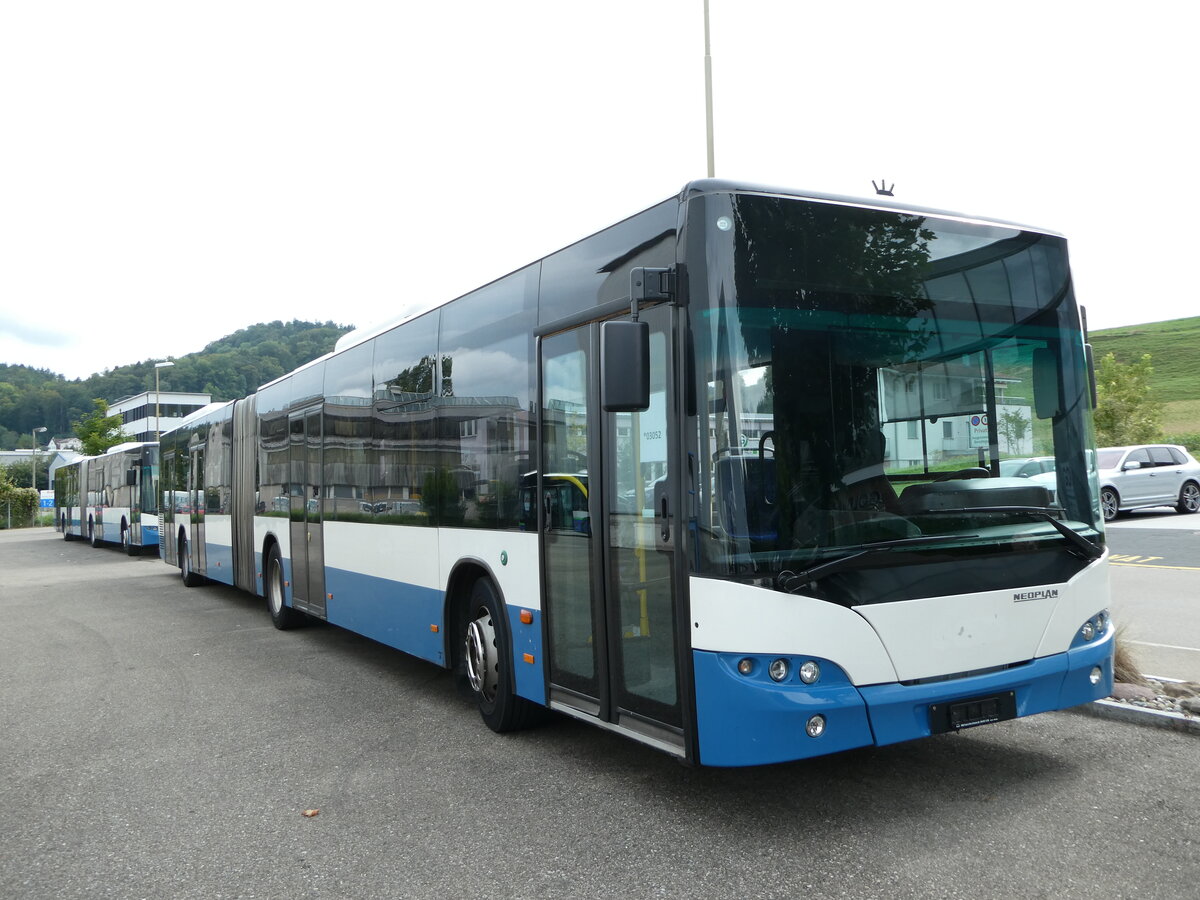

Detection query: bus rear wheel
xmin=266 ymin=544 xmax=304 ymax=630
xmin=463 ymin=578 xmax=536 ymax=733
xmin=179 ymin=535 xmax=203 ymax=587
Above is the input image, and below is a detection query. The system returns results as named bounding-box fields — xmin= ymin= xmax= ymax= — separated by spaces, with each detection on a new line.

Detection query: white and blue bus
xmin=56 ymin=441 xmax=161 ymax=554
xmin=159 ymin=179 xmax=1113 ymax=766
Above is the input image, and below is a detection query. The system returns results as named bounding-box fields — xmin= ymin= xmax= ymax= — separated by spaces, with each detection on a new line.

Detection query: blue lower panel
xmin=860 ymin=629 xmax=1114 ymax=747
xmin=139 ymin=525 xmax=160 ymax=549
xmin=693 ymin=652 xmax=875 ymax=766
xmin=508 ymin=606 xmax=545 ymax=705
xmin=202 ymin=543 xmax=235 ymax=586
xmin=694 ymin=629 xmax=1115 ymax=766
xmin=325 ymin=568 xmax=445 ymax=665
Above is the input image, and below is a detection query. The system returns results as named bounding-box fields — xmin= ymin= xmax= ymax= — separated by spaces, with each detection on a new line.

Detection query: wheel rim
xmin=464 ymin=607 xmax=499 ymax=703
xmin=122 ymin=529 xmax=130 ymax=551
xmin=1183 ymin=484 xmax=1200 ymax=512
xmin=268 ymin=557 xmax=284 ymax=615
xmin=1101 ymin=490 xmax=1118 ymax=521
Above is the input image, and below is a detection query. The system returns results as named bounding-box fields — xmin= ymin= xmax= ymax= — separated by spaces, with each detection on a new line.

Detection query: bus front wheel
xmin=122 ymin=521 xmax=138 ymax=556
xmin=463 ymin=578 xmax=536 ymax=733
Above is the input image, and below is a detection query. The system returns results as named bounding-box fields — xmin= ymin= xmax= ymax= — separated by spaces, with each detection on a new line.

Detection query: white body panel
xmin=854 ymin=552 xmax=1109 ymax=681
xmin=323 ymin=521 xmax=441 ymax=589
xmin=254 ymin=517 xmax=289 ymax=562
xmin=689 ymin=577 xmax=897 ymax=685
xmin=439 ymin=528 xmax=540 ymax=611
xmin=204 ymin=514 xmax=232 ymax=547
xmin=691 ymin=552 xmax=1109 ymax=686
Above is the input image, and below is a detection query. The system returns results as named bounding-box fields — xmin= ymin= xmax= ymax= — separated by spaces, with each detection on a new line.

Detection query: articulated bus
xmin=159 ymin=179 xmax=1113 ymax=766
xmin=56 ymin=441 xmax=161 ymax=554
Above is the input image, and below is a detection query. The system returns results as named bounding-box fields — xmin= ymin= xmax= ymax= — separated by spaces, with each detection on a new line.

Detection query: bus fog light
xmin=799 ymin=660 xmax=821 ymax=684
xmin=768 ymin=658 xmax=790 ymax=682
xmin=737 ymin=658 xmax=754 ymax=676
xmin=1081 ymin=621 xmax=1095 ymax=642
xmin=806 ymin=715 xmax=826 ymax=738
xmin=1089 ymin=666 xmax=1103 ymax=685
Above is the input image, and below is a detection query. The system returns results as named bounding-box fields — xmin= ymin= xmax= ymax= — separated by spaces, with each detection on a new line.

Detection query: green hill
xmin=0 ymin=320 xmax=351 ymax=449
xmin=1089 ymin=315 xmax=1200 ymax=438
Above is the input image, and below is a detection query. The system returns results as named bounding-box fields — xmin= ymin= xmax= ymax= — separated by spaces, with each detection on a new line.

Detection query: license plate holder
xmin=929 ymin=691 xmax=1017 ymax=734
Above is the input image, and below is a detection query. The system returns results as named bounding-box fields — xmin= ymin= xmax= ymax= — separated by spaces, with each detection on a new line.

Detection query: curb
xmin=1071 ymin=698 xmax=1200 ymax=735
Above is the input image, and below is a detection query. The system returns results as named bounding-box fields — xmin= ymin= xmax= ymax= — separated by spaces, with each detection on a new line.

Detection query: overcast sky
xmin=2 ymin=1 xmax=1195 ymax=381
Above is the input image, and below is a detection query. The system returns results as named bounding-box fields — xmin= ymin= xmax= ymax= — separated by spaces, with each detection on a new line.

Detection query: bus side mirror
xmin=125 ymin=468 xmax=138 ymax=486
xmin=1032 ymin=347 xmax=1062 ymax=420
xmin=601 ymin=319 xmax=649 ymax=412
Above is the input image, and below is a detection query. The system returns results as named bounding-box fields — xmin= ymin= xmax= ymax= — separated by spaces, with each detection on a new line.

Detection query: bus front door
xmin=288 ymin=408 xmax=326 ymax=618
xmin=539 ymin=303 xmax=685 ymax=756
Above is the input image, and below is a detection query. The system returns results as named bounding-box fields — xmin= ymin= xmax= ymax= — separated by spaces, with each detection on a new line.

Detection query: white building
xmin=109 ymin=391 xmax=211 ymax=443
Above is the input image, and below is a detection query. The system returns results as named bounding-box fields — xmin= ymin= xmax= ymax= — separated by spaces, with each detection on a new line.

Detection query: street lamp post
xmin=704 ymin=0 xmax=715 ymax=177
xmin=155 ymin=361 xmax=175 ymax=440
xmin=31 ymin=426 xmax=47 ymax=487
xmin=31 ymin=425 xmax=47 ymax=525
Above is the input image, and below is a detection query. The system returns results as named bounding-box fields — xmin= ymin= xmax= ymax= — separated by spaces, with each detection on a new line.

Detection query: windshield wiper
xmin=915 ymin=506 xmax=1103 ymax=561
xmin=779 ymin=535 xmax=976 ymax=593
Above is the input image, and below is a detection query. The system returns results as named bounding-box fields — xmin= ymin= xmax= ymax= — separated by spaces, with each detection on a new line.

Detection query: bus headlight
xmin=768 ymin=658 xmax=790 ymax=682
xmin=798 ymin=660 xmax=821 ymax=684
xmin=1081 ymin=621 xmax=1096 ymax=642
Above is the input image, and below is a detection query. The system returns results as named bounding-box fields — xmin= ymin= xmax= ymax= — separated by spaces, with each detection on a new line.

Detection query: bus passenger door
xmin=539 ymin=303 xmax=685 ymax=755
xmin=188 ymin=446 xmax=207 ymax=574
xmin=288 ymin=408 xmax=326 ymax=618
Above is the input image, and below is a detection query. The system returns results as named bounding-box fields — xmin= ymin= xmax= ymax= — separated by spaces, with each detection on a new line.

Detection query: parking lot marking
xmin=1110 ymin=561 xmax=1200 ymax=571
xmin=1128 ymin=639 xmax=1200 ymax=654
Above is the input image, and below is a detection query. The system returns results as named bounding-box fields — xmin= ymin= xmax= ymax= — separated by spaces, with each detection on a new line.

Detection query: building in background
xmin=109 ymin=391 xmax=211 ymax=443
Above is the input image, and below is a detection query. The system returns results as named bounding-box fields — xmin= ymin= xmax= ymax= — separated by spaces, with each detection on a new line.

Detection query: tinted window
xmin=1149 ymin=447 xmax=1176 ymax=467
xmin=372 ymin=311 xmax=440 ymax=525
xmin=1168 ymin=447 xmax=1188 ymax=465
xmin=1127 ymin=449 xmax=1152 ymax=466
xmin=324 ymin=342 xmax=374 ymax=522
xmin=440 ymin=269 xmax=538 ymax=529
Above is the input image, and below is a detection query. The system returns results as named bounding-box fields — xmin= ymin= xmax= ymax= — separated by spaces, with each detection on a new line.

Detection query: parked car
xmin=1096 ymin=444 xmax=1200 ymax=522
xmin=998 ymin=456 xmax=1056 ymax=478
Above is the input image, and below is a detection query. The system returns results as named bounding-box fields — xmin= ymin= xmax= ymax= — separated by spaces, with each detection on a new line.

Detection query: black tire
xmin=1177 ymin=481 xmax=1200 ymax=515
xmin=265 ymin=543 xmax=304 ymax=629
xmin=462 ymin=578 xmax=537 ymax=733
xmin=89 ymin=519 xmax=101 ymax=548
xmin=1100 ymin=487 xmax=1120 ymax=522
xmin=179 ymin=535 xmax=203 ymax=587
xmin=122 ymin=521 xmax=139 ymax=556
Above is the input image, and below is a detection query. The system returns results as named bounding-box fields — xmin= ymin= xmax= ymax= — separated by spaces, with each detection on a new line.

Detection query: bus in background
xmin=56 ymin=441 xmax=161 ymax=555
xmin=159 ymin=179 xmax=1113 ymax=766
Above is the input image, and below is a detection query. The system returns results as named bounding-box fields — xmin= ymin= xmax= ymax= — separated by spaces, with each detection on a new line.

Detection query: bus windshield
xmin=691 ymin=194 xmax=1101 ymax=598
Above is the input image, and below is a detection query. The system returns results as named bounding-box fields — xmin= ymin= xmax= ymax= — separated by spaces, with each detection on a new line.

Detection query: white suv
xmin=1096 ymin=444 xmax=1200 ymax=522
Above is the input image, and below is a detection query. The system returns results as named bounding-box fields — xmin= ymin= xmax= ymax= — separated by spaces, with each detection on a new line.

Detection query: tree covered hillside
xmin=0 ymin=320 xmax=351 ymax=448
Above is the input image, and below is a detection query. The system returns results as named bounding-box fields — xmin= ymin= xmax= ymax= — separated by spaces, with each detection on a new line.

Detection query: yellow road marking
xmin=1110 ymin=561 xmax=1200 ymax=571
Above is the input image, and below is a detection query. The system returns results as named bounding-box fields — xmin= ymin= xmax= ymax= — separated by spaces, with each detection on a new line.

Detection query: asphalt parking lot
xmin=3 ymin=527 xmax=1198 ymax=899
